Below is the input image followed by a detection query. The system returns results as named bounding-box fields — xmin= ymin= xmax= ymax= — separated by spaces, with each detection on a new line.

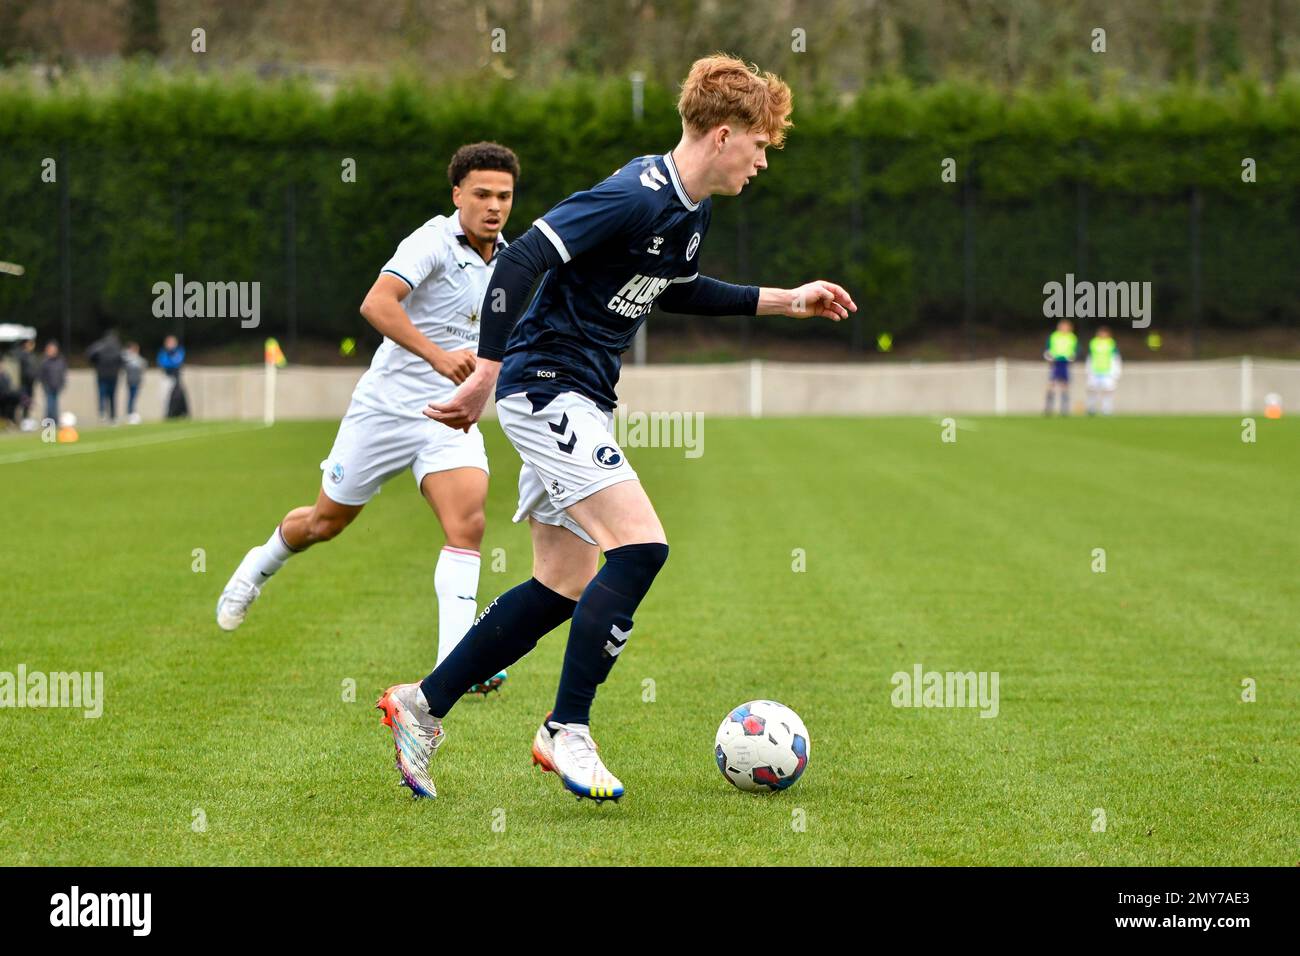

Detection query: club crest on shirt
xmin=329 ymin=462 xmax=344 ymax=483
xmin=593 ymin=444 xmax=623 ymax=469
xmin=686 ymin=232 xmax=700 ymax=261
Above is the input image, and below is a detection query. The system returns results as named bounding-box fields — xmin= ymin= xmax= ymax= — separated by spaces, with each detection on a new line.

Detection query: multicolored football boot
xmin=375 ymin=682 xmax=444 ymax=799
xmin=465 ymin=670 xmax=508 ymax=697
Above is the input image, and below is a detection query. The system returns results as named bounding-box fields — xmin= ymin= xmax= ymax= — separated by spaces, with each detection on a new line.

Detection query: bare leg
xmin=280 ymin=488 xmax=364 ymax=550
xmin=217 ymin=487 xmax=362 ymax=630
xmin=530 ymin=518 xmax=600 ymax=601
xmin=564 ymin=478 xmax=667 ymax=550
xmin=419 ymin=467 xmax=488 ymax=551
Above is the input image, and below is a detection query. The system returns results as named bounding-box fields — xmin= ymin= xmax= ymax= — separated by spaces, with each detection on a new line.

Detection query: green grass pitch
xmin=1 ymin=415 xmax=1296 ymax=865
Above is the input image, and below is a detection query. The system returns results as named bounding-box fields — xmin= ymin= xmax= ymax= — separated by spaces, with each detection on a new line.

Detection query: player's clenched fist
xmin=430 ymin=347 xmax=477 ymax=385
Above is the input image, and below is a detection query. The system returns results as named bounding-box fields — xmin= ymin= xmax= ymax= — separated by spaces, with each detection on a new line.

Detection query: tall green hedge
xmin=2 ymin=70 xmax=1298 ymax=354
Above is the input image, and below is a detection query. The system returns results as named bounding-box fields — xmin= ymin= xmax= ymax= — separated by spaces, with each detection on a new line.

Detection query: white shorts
xmin=1088 ymin=374 xmax=1118 ymax=392
xmin=496 ymin=390 xmax=639 ymax=546
xmin=320 ymin=399 xmax=488 ymax=506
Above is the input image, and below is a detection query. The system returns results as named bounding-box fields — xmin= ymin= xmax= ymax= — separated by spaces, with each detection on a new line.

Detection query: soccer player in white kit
xmin=216 ymin=143 xmax=519 ymax=694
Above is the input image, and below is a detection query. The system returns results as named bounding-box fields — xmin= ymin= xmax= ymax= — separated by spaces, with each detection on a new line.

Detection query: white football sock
xmin=241 ymin=526 xmax=297 ymax=582
xmin=434 ymin=546 xmax=481 ymax=666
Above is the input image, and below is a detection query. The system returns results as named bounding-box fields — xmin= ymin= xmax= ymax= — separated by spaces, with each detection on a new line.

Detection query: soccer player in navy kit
xmin=377 ymin=55 xmax=856 ymax=801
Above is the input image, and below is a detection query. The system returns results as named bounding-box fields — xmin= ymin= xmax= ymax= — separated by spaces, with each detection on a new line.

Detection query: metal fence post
xmin=286 ymin=180 xmax=298 ymax=352
xmin=1190 ymin=185 xmax=1203 ymax=359
xmin=59 ymin=143 xmax=71 ymax=350
xmin=633 ymin=324 xmax=647 ymax=365
xmin=1076 ymin=173 xmax=1089 ymax=342
xmin=737 ymin=196 xmax=750 ymax=354
xmin=173 ymin=180 xmax=185 ymax=341
xmin=962 ymin=158 xmax=976 ymax=359
xmin=850 ymin=137 xmax=864 ymax=352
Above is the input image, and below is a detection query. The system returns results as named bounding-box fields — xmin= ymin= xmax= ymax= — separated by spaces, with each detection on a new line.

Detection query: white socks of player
xmin=240 ymin=526 xmax=297 ymax=582
xmin=434 ymin=546 xmax=481 ymax=666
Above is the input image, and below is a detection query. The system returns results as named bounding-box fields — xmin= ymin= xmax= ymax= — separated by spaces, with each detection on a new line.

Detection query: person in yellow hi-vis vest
xmin=1043 ymin=319 xmax=1077 ymax=416
xmin=1086 ymin=325 xmax=1122 ymax=416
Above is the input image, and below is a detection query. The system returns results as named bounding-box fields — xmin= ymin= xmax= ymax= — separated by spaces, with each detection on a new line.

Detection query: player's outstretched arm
xmin=757 ymin=281 xmax=857 ymax=321
xmin=656 ymin=277 xmax=856 ymax=321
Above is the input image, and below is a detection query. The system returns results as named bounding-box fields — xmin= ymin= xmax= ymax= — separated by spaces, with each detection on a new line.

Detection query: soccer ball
xmin=714 ymin=700 xmax=810 ymax=793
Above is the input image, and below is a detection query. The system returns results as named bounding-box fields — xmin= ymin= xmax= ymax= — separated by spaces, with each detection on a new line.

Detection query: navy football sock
xmin=551 ymin=542 xmax=669 ymax=727
xmin=420 ymin=578 xmax=576 ymax=718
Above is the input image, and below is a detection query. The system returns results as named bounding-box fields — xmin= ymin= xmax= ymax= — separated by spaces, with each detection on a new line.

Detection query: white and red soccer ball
xmin=714 ymin=700 xmax=810 ymax=793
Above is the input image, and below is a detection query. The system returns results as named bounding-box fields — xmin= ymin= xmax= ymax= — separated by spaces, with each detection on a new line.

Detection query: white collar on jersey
xmin=449 ymin=211 xmax=507 ymax=252
xmin=662 ymin=151 xmax=701 ymax=212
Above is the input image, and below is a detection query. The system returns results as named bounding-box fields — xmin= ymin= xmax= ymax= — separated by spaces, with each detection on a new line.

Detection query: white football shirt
xmin=350 ymin=213 xmax=505 ymax=418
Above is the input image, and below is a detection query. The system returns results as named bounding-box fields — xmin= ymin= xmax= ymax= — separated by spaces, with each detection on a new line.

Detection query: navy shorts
xmin=1049 ymin=360 xmax=1070 ymax=383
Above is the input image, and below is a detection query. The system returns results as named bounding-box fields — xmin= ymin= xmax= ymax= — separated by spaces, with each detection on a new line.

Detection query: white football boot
xmin=215 ymin=549 xmax=263 ymax=631
xmin=376 ymin=682 xmax=444 ymax=799
xmin=543 ymin=719 xmax=624 ymax=802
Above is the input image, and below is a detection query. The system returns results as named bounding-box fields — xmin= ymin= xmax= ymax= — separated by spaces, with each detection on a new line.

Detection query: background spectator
xmin=86 ymin=328 xmax=123 ymax=424
xmin=158 ymin=334 xmax=188 ymax=419
xmin=38 ymin=340 xmax=67 ymax=425
xmin=123 ymin=341 xmax=147 ymax=425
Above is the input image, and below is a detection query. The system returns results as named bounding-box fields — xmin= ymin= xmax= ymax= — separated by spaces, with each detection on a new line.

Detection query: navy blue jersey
xmin=497 ymin=152 xmax=712 ymax=410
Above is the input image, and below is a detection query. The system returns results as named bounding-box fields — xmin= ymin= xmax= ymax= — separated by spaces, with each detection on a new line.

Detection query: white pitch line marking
xmin=0 ymin=422 xmax=271 ymax=465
